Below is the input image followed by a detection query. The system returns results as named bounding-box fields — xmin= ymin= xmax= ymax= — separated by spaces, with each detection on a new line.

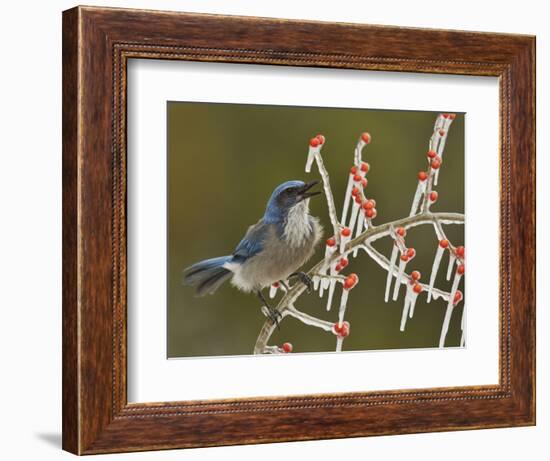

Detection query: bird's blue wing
xmin=232 ymin=220 xmax=269 ymax=263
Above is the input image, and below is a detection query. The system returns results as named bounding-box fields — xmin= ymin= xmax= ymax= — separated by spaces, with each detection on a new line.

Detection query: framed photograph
xmin=62 ymin=6 xmax=535 ymax=454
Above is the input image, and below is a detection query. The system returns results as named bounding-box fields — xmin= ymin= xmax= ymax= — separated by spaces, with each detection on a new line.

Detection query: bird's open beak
xmin=298 ymin=180 xmax=322 ymax=201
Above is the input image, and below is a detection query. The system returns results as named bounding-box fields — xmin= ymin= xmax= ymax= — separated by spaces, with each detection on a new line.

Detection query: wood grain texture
xmin=62 ymin=5 xmax=536 ymax=455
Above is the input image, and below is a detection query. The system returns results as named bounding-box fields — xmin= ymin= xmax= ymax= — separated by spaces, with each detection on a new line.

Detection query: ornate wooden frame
xmin=62 ymin=5 xmax=536 ymax=454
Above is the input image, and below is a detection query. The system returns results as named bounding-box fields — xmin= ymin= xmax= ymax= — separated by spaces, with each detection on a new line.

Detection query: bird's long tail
xmin=182 ymin=256 xmax=233 ymax=296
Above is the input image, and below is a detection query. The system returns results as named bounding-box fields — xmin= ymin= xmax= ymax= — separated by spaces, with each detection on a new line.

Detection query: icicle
xmin=326 ymin=280 xmax=336 ymax=311
xmin=392 ymin=257 xmax=407 ymax=301
xmin=427 ymin=246 xmax=445 ymax=302
xmin=449 ymin=271 xmax=462 ymax=307
xmin=341 ymin=172 xmax=354 ymax=224
xmin=409 ymin=180 xmax=426 ymax=216
xmin=439 ymin=302 xmax=454 ymax=348
xmin=409 ymin=292 xmax=419 ymax=318
xmin=326 ymin=264 xmax=338 ymax=311
xmin=385 ymin=245 xmax=398 ymax=302
xmin=269 ymin=283 xmax=279 ymax=299
xmin=400 ymin=286 xmax=411 ymax=331
xmin=313 ymin=275 xmax=320 ymax=291
xmin=446 ymin=253 xmax=456 ymax=281
xmin=319 ymin=241 xmax=336 ymax=297
xmin=338 ymin=287 xmax=350 ymax=326
xmin=439 ymin=289 xmax=462 ymax=348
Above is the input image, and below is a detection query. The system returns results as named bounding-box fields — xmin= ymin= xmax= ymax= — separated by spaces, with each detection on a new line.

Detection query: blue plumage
xmin=183 ymin=180 xmax=323 ymax=313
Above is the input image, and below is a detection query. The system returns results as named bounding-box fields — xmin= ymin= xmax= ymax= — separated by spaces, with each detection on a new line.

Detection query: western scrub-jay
xmin=183 ymin=180 xmax=323 ymax=325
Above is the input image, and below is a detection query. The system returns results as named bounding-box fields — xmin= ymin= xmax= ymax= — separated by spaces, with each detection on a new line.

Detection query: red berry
xmin=407 ymin=248 xmax=416 ymax=259
xmin=344 ymin=278 xmax=356 ymax=290
xmin=429 ymin=191 xmax=439 ymax=202
xmin=310 ymin=137 xmax=320 ymax=148
xmin=411 ymin=270 xmax=421 ymax=281
xmin=326 ymin=237 xmax=336 ymax=247
xmin=361 ymin=132 xmax=371 ymax=144
xmin=362 ymin=200 xmax=373 ymax=210
xmin=340 ymin=257 xmax=349 ymax=268
xmin=354 ymin=195 xmax=362 ymax=204
xmin=413 ymin=283 xmax=423 ymax=294
xmin=439 ymin=239 xmax=449 ymax=248
xmin=361 ymin=178 xmax=368 ymax=188
xmin=427 ymin=150 xmax=437 ymax=158
xmin=400 ymin=254 xmax=409 ymax=262
xmin=396 ymin=227 xmax=406 ymax=237
xmin=273 ymin=282 xmax=280 ymax=288
xmin=351 ymin=187 xmax=359 ymax=197
xmin=456 ymin=246 xmax=465 ymax=258
xmin=442 ymin=113 xmax=449 ymax=119
xmin=439 ymin=129 xmax=446 ymax=136
xmin=360 ymin=162 xmax=370 ymax=173
xmin=282 ymin=342 xmax=293 ymax=353
xmin=333 ymin=321 xmax=350 ymax=337
xmin=453 ymin=290 xmax=463 ymax=305
xmin=340 ymin=322 xmax=350 ymax=337
xmin=370 ymin=208 xmax=377 ymax=219
xmin=353 ymin=174 xmax=362 ymax=182
xmin=350 ymin=166 xmax=357 ymax=175
xmin=343 ymin=274 xmax=358 ymax=290
xmin=457 ymin=264 xmax=465 ymax=275
xmin=449 ymin=114 xmax=456 ymax=120
xmin=418 ymin=171 xmax=428 ymax=181
xmin=316 ymin=134 xmax=325 ymax=145
xmin=431 ymin=159 xmax=441 ymax=170
xmin=335 ymin=264 xmax=342 ymax=272
xmin=365 ymin=208 xmax=375 ymax=218
xmin=341 ymin=227 xmax=351 ymax=237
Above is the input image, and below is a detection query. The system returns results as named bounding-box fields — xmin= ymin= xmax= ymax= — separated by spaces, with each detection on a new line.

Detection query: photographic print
xmin=169 ymin=102 xmax=465 ymax=358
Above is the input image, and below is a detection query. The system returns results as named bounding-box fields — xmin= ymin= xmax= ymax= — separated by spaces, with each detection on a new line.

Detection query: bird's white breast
xmin=283 ymin=201 xmax=313 ymax=248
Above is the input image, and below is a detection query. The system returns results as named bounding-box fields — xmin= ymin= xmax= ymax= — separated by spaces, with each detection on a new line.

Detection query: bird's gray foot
xmin=290 ymin=272 xmax=314 ymax=293
xmin=257 ymin=290 xmax=281 ymax=330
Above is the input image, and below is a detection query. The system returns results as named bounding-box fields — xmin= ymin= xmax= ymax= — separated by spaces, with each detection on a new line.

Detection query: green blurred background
xmin=167 ymin=102 xmax=465 ymax=358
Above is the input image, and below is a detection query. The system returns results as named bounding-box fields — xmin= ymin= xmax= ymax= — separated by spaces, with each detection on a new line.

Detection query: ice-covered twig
xmin=361 ymin=244 xmax=451 ymax=302
xmin=342 ymin=134 xmax=370 ymax=225
xmin=254 ymin=115 xmax=464 ymax=355
xmin=286 ymin=304 xmax=334 ymax=332
xmin=307 ymin=135 xmax=342 ymax=245
xmin=410 ymin=172 xmax=427 ymax=216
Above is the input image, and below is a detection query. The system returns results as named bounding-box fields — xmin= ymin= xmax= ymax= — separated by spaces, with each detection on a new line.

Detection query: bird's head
xmin=264 ymin=180 xmax=321 ymax=222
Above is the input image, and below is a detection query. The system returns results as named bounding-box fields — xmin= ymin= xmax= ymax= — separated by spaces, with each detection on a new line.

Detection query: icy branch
xmin=253 ymin=115 xmax=464 ymax=355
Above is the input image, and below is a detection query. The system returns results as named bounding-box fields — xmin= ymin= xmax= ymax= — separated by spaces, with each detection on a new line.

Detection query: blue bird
xmin=183 ymin=180 xmax=323 ymax=325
